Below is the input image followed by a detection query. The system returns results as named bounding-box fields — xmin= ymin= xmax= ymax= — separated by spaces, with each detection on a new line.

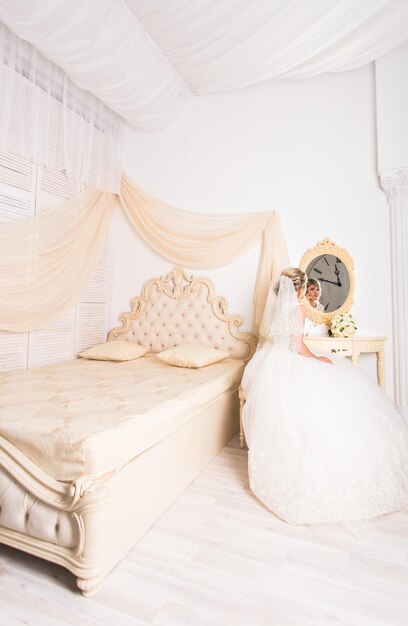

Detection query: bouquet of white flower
xmin=328 ymin=312 xmax=357 ymax=338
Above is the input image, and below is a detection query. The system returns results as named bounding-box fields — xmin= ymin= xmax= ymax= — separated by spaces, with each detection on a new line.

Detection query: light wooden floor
xmin=1 ymin=436 xmax=408 ymax=626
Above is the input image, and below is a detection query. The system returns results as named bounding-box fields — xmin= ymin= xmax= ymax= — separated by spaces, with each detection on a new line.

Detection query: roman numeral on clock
xmin=324 ymin=257 xmax=329 ymax=266
xmin=314 ymin=268 xmax=322 ymax=274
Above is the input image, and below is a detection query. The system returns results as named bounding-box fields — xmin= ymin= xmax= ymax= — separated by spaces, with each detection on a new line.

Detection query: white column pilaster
xmin=380 ymin=169 xmax=408 ymax=419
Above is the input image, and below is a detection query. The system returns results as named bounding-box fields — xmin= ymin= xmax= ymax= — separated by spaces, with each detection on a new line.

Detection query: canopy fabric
xmin=0 ymin=0 xmax=407 ymax=131
xmin=120 ymin=173 xmax=289 ymax=329
xmin=0 ymin=174 xmax=289 ymax=333
xmin=0 ymin=187 xmax=115 ymax=331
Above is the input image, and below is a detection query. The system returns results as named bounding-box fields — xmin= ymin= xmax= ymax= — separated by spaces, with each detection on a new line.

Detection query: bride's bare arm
xmin=297 ymin=305 xmax=332 ymax=363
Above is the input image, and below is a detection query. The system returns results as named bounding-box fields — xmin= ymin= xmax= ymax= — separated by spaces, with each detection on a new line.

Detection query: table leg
xmin=351 ymin=347 xmax=359 ymax=365
xmin=377 ymin=350 xmax=386 ymax=390
xmin=239 ymin=387 xmax=246 ymax=449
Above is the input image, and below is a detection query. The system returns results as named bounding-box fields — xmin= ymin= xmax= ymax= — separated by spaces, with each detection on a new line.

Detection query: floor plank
xmin=0 ymin=436 xmax=407 ymax=625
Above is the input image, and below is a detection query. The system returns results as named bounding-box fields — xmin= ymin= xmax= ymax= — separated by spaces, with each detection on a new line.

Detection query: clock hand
xmin=334 ymin=264 xmax=341 ymax=286
xmin=319 ymin=278 xmax=342 ymax=286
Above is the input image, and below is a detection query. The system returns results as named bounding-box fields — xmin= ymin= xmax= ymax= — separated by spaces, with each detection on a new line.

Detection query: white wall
xmin=376 ymin=42 xmax=408 ymax=171
xmin=110 ymin=63 xmax=394 ymax=394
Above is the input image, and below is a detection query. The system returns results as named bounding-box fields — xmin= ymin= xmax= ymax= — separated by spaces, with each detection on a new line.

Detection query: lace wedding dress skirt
xmin=242 ymin=345 xmax=408 ymax=525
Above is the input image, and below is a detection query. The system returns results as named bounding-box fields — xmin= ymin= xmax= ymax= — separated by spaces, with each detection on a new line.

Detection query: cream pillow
xmin=78 ymin=341 xmax=149 ymax=362
xmin=156 ymin=344 xmax=229 ymax=368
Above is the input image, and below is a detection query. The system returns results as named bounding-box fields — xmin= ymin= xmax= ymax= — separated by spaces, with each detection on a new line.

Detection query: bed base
xmin=0 ymin=388 xmax=239 ymax=595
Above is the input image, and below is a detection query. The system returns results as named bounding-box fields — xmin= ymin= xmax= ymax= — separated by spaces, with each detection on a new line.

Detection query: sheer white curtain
xmin=0 ymin=23 xmax=123 ymax=193
xmin=1 ymin=0 xmax=408 ymax=131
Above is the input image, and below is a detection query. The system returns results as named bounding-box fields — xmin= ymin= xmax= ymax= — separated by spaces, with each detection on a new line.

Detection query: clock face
xmin=305 ymin=254 xmax=350 ymax=313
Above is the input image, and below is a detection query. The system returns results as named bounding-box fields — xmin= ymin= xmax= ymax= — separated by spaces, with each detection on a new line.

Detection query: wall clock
xmin=299 ymin=239 xmax=355 ymax=325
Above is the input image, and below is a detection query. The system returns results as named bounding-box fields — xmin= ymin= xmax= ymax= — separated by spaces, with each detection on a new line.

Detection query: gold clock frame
xmin=299 ymin=238 xmax=355 ymax=325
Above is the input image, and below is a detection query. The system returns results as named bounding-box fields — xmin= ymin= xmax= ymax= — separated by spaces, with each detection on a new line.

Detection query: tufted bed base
xmin=0 ymin=268 xmax=256 ymax=594
xmin=0 ymin=387 xmax=239 ymax=596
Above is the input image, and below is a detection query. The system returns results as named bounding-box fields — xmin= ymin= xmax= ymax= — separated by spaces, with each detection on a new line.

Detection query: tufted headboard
xmin=108 ymin=267 xmax=257 ymax=361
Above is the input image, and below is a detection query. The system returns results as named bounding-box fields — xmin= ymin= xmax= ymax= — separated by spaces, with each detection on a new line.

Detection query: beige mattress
xmin=0 ymin=354 xmax=244 ymax=482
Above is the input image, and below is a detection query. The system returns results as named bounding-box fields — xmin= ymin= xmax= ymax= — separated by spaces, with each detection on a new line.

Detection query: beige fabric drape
xmin=120 ymin=173 xmax=289 ymax=329
xmin=0 ymin=187 xmax=115 ymax=332
xmin=0 ymin=173 xmax=289 ymax=333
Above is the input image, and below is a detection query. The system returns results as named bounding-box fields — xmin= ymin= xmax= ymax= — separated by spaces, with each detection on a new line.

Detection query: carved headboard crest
xmin=108 ymin=267 xmax=256 ymax=361
xmin=154 ymin=266 xmax=197 ymax=299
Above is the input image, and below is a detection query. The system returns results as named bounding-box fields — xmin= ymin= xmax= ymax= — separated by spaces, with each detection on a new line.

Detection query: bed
xmin=0 ymin=267 xmax=256 ymax=595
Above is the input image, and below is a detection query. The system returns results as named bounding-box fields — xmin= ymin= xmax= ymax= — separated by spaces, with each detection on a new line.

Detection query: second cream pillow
xmin=156 ymin=344 xmax=229 ymax=368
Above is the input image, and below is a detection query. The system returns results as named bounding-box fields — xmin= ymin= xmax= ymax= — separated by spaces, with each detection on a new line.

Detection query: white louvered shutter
xmin=75 ymin=244 xmax=109 ymax=353
xmin=0 ymin=331 xmax=27 ymax=372
xmin=0 ymin=149 xmax=36 ymax=219
xmin=76 ymin=303 xmax=107 ymax=354
xmin=27 ymin=309 xmax=76 ymax=368
xmin=0 ymin=128 xmax=36 ymax=370
xmin=0 ymin=75 xmax=110 ymax=372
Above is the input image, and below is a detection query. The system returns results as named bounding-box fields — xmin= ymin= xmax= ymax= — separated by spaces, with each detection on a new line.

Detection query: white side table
xmin=304 ymin=335 xmax=386 ymax=389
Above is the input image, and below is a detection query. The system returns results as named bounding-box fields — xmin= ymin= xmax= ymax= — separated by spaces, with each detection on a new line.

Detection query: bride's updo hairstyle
xmin=274 ymin=267 xmax=307 ymax=294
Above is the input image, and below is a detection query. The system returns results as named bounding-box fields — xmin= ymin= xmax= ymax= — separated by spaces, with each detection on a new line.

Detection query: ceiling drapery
xmin=0 ymin=0 xmax=407 ymax=132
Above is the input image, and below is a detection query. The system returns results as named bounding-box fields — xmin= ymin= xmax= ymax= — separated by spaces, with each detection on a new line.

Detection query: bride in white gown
xmin=242 ymin=267 xmax=408 ymax=525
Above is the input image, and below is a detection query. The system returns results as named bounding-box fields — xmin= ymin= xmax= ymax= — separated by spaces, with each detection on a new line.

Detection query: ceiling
xmin=0 ymin=0 xmax=408 ymax=131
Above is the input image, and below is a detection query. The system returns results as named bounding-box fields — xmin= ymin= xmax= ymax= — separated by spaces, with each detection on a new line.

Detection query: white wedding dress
xmin=242 ymin=277 xmax=408 ymax=525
